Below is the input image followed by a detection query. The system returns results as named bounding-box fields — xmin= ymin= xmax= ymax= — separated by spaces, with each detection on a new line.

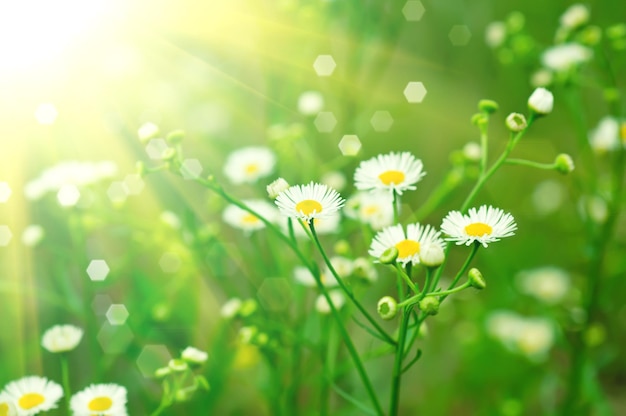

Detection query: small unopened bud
xmin=267 ymin=178 xmax=289 ymax=199
xmin=419 ymin=243 xmax=445 ymax=268
xmin=175 ymin=389 xmax=193 ymax=402
xmin=377 ymin=296 xmax=398 ymax=320
xmin=419 ymin=297 xmax=440 ymax=316
xmin=528 ymin=88 xmax=554 ymax=116
xmin=379 ymin=247 xmax=399 ymax=264
xmin=478 ymin=99 xmax=499 ymax=114
xmin=506 ymin=112 xmax=527 ymax=132
xmin=168 ymin=358 xmax=189 ymax=372
xmin=136 ymin=161 xmax=147 ymax=177
xmin=239 ymin=299 xmax=258 ymax=317
xmin=154 ymin=366 xmax=171 ymax=378
xmin=167 ymin=129 xmax=185 ymax=144
xmin=471 ymin=113 xmax=488 ymax=128
xmin=468 ymin=268 xmax=487 ymax=289
xmin=181 ymin=346 xmax=208 ymax=365
xmin=554 ymin=154 xmax=575 ymax=174
xmin=162 ymin=147 xmax=177 ymax=161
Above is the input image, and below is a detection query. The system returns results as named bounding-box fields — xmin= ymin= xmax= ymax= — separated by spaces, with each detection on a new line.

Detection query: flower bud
xmin=266 ymin=178 xmax=289 ymax=199
xmin=181 ymin=346 xmax=209 ymax=365
xmin=528 ymin=88 xmax=554 ymax=116
xmin=468 ymin=268 xmax=487 ymax=289
xmin=167 ymin=129 xmax=185 ymax=144
xmin=168 ymin=358 xmax=189 ymax=372
xmin=478 ymin=99 xmax=499 ymax=114
xmin=154 ymin=366 xmax=171 ymax=378
xmin=419 ymin=242 xmax=445 ymax=268
xmin=379 ymin=247 xmax=399 ymax=264
xmin=471 ymin=113 xmax=488 ymax=128
xmin=505 ymin=112 xmax=527 ymax=132
xmin=239 ymin=299 xmax=258 ymax=317
xmin=377 ymin=296 xmax=398 ymax=320
xmin=419 ymin=297 xmax=440 ymax=315
xmin=560 ymin=4 xmax=589 ymax=30
xmin=162 ymin=147 xmax=177 ymax=161
xmin=554 ymin=154 xmax=575 ymax=174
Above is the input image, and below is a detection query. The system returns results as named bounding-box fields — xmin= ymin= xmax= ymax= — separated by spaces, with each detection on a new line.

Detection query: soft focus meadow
xmin=1 ymin=1 xmax=626 ymax=415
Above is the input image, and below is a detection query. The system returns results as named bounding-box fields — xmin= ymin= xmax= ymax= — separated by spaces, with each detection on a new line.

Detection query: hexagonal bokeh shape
xmin=123 ymin=174 xmax=145 ymax=195
xmin=57 ymin=184 xmax=81 ymax=207
xmin=338 ymin=135 xmax=362 ymax=156
xmin=257 ymin=278 xmax=293 ymax=312
xmin=449 ymin=25 xmax=472 ymax=46
xmin=404 ymin=81 xmax=427 ymax=103
xmin=145 ymin=138 xmax=170 ymax=160
xmin=370 ymin=111 xmax=394 ymax=132
xmin=107 ymin=181 xmax=128 ymax=204
xmin=136 ymin=344 xmax=172 ymax=378
xmin=92 ymin=294 xmax=113 ymax=315
xmin=0 ymin=225 xmax=12 ymax=246
xmin=314 ymin=112 xmax=337 ymax=133
xmin=97 ymin=322 xmax=133 ymax=354
xmin=159 ymin=252 xmax=181 ymax=273
xmin=87 ymin=259 xmax=110 ymax=281
xmin=313 ymin=54 xmax=336 ymax=76
xmin=106 ymin=304 xmax=129 ymax=325
xmin=402 ymin=1 xmax=425 ymax=21
xmin=0 ymin=182 xmax=11 ymax=203
xmin=180 ymin=158 xmax=203 ymax=180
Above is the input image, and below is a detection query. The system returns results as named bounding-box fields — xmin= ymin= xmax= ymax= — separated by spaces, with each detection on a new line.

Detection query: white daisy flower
xmin=345 ymin=191 xmax=394 ymax=230
xmin=441 ymin=205 xmax=517 ymax=248
xmin=2 ymin=376 xmax=63 ymax=416
xmin=369 ymin=223 xmax=444 ymax=266
xmin=70 ymin=384 xmax=128 ymax=416
xmin=516 ymin=266 xmax=571 ymax=304
xmin=222 ymin=200 xmax=277 ymax=232
xmin=223 ymin=146 xmax=276 ymax=184
xmin=293 ymin=266 xmax=339 ymax=288
xmin=541 ymin=43 xmax=592 ymax=73
xmin=354 ymin=151 xmax=425 ymax=195
xmin=0 ymin=393 xmax=17 ymax=416
xmin=286 ymin=214 xmax=341 ymax=238
xmin=181 ymin=346 xmax=209 ymax=364
xmin=589 ymin=116 xmax=621 ymax=153
xmin=275 ymin=182 xmax=345 ymax=222
xmin=41 ymin=324 xmax=83 ymax=353
xmin=315 ymin=291 xmax=346 ymax=314
xmin=515 ymin=318 xmax=555 ymax=362
xmin=220 ymin=297 xmax=243 ymax=319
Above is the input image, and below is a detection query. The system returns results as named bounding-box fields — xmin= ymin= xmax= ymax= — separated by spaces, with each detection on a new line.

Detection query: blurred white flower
xmin=486 ymin=311 xmax=555 ymax=361
xmin=21 ymin=225 xmax=44 ymax=247
xmin=41 ymin=324 xmax=83 ymax=353
xmin=321 ymin=171 xmax=347 ymax=192
xmin=560 ymin=4 xmax=589 ymax=29
xmin=528 ymin=88 xmax=554 ymax=115
xmin=354 ymin=151 xmax=425 ymax=195
xmin=516 ymin=266 xmax=571 ymax=304
xmin=541 ymin=43 xmax=592 ymax=72
xmin=222 ymin=199 xmax=277 ymax=232
xmin=70 ymin=383 xmax=128 ymax=416
xmin=2 ymin=376 xmax=63 ymax=415
xmin=220 ymin=298 xmax=243 ymax=319
xmin=223 ymin=146 xmax=276 ymax=184
xmin=297 ymin=91 xmax=324 ymax=115
xmin=344 ymin=191 xmax=394 ymax=230
xmin=315 ymin=291 xmax=345 ymax=314
xmin=181 ymin=346 xmax=208 ymax=364
xmin=589 ymin=116 xmax=621 ymax=153
xmin=485 ymin=21 xmax=507 ymax=48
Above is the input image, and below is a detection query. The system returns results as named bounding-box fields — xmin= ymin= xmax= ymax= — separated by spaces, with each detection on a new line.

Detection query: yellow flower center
xmin=88 ymin=396 xmax=113 ymax=411
xmin=465 ymin=222 xmax=492 ymax=237
xmin=0 ymin=403 xmax=9 ymax=416
xmin=395 ymin=239 xmax=420 ymax=258
xmin=295 ymin=199 xmax=323 ymax=216
xmin=378 ymin=170 xmax=405 ymax=185
xmin=245 ymin=163 xmax=259 ymax=174
xmin=19 ymin=393 xmax=44 ymax=410
xmin=363 ymin=205 xmax=380 ymax=216
xmin=241 ymin=213 xmax=260 ymax=224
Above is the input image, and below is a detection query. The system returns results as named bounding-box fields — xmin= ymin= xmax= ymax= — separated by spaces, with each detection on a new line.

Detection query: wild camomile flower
xmin=541 ymin=43 xmax=593 ymax=73
xmin=2 ymin=376 xmax=63 ymax=416
xmin=0 ymin=393 xmax=17 ymax=416
xmin=275 ymin=182 xmax=345 ymax=223
xmin=344 ymin=191 xmax=394 ymax=230
xmin=528 ymin=88 xmax=554 ymax=115
xmin=484 ymin=21 xmax=507 ymax=48
xmin=266 ymin=177 xmax=290 ymax=199
xmin=441 ymin=205 xmax=517 ymax=248
xmin=41 ymin=324 xmax=83 ymax=353
xmin=223 ymin=146 xmax=276 ymax=184
xmin=222 ymin=200 xmax=277 ymax=232
xmin=589 ymin=116 xmax=621 ymax=152
xmin=181 ymin=346 xmax=209 ymax=364
xmin=220 ymin=298 xmax=243 ymax=319
xmin=315 ymin=291 xmax=346 ymax=314
xmin=559 ymin=4 xmax=589 ymax=30
xmin=70 ymin=384 xmax=128 ymax=416
xmin=515 ymin=318 xmax=555 ymax=362
xmin=369 ymin=223 xmax=444 ymax=266
xmin=293 ymin=266 xmax=340 ymax=288
xmin=354 ymin=151 xmax=426 ymax=195
xmin=516 ymin=266 xmax=571 ymax=304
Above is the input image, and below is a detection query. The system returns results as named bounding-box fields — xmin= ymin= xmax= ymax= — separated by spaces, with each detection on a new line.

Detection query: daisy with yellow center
xmin=369 ymin=223 xmax=444 ymax=266
xmin=70 ymin=384 xmax=128 ymax=416
xmin=441 ymin=205 xmax=517 ymax=247
xmin=354 ymin=151 xmax=426 ymax=195
xmin=2 ymin=376 xmax=62 ymax=416
xmin=0 ymin=393 xmax=16 ymax=416
xmin=345 ymin=191 xmax=394 ymax=230
xmin=223 ymin=146 xmax=276 ymax=184
xmin=222 ymin=199 xmax=278 ymax=232
xmin=275 ymin=182 xmax=345 ymax=222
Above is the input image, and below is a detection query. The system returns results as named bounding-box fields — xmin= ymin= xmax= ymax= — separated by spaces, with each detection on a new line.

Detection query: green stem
xmin=394 ymin=263 xmax=419 ymax=295
xmin=422 ymin=282 xmax=470 ymax=298
xmin=60 ymin=354 xmax=72 ymax=413
xmin=389 ymin=307 xmax=410 ymax=416
xmin=310 ymin=224 xmax=395 ymax=346
xmin=320 ymin=314 xmax=331 ymax=416
xmin=431 ymin=242 xmax=480 ymax=297
xmin=504 ymin=158 xmax=557 ymax=170
xmin=392 ymin=190 xmax=400 ymax=224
